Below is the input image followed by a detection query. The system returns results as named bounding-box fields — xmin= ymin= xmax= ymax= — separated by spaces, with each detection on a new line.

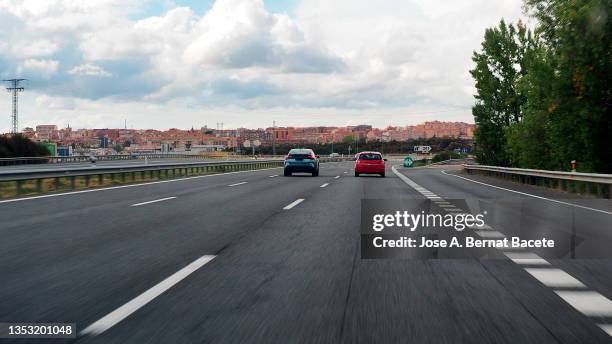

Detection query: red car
xmin=354 ymin=151 xmax=386 ymax=177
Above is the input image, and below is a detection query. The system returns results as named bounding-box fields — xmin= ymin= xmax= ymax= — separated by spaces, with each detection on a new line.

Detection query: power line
xmin=3 ymin=79 xmax=26 ymax=134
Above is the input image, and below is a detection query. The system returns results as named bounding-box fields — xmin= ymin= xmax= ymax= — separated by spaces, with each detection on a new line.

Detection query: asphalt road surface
xmin=1 ymin=161 xmax=611 ymax=343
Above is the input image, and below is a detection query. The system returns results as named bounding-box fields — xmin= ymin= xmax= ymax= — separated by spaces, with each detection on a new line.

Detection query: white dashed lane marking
xmin=474 ymin=230 xmax=507 ymax=239
xmin=555 ymin=291 xmax=612 ymax=317
xmin=131 ymin=197 xmax=176 ymax=207
xmin=525 ymin=268 xmax=587 ymax=288
xmin=227 ymin=182 xmax=248 ymax=187
xmin=599 ymin=325 xmax=612 ymax=336
xmin=392 ymin=164 xmax=612 ymax=336
xmin=503 ymin=252 xmax=550 ymax=265
xmin=81 ymin=255 xmax=216 ymax=336
xmin=283 ymin=198 xmax=305 ymax=210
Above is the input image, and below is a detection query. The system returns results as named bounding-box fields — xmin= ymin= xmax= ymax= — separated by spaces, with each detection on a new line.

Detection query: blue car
xmin=284 ymin=148 xmax=320 ymax=176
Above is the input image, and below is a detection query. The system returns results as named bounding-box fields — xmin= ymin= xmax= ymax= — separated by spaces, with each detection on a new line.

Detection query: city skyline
xmin=22 ymin=120 xmax=474 ymax=154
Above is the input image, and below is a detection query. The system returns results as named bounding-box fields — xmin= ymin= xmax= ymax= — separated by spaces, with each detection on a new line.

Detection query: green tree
xmin=0 ymin=134 xmax=49 ymax=158
xmin=505 ymin=30 xmax=555 ymax=169
xmin=341 ymin=135 xmax=354 ymax=144
xmin=524 ymin=0 xmax=612 ymax=172
xmin=471 ymin=20 xmax=531 ymax=166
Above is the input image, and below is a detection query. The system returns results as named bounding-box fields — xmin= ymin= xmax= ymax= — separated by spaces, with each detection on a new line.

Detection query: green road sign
xmin=403 ymin=156 xmax=414 ymax=168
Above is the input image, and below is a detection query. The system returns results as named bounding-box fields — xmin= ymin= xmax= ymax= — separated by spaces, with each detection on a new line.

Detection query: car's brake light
xmin=285 ymin=154 xmax=292 ymax=160
xmin=308 ymin=154 xmax=316 ymax=159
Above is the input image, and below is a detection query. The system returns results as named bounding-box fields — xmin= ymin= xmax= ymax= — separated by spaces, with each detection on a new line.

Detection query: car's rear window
xmin=359 ymin=153 xmax=382 ymax=160
xmin=289 ymin=149 xmax=312 ymax=155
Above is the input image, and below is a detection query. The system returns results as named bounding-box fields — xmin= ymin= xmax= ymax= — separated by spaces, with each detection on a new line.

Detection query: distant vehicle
xmin=89 ymin=155 xmax=97 ymax=163
xmin=329 ymin=152 xmax=340 ymax=158
xmin=284 ymin=148 xmax=320 ymax=176
xmin=354 ymin=151 xmax=386 ymax=177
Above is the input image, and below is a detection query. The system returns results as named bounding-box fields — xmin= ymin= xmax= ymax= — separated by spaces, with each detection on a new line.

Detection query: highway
xmin=1 ymin=161 xmax=612 ymax=343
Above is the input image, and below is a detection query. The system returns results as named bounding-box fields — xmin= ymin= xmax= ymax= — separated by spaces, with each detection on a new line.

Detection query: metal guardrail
xmin=0 ymin=153 xmax=430 ymax=166
xmin=429 ymin=158 xmax=474 ymax=166
xmin=464 ymin=164 xmax=612 ymax=198
xmin=0 ymin=157 xmax=350 ymax=198
xmin=0 ymin=154 xmax=253 ymax=166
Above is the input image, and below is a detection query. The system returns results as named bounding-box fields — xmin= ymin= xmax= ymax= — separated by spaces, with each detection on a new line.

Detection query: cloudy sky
xmin=0 ymin=0 xmax=526 ymax=131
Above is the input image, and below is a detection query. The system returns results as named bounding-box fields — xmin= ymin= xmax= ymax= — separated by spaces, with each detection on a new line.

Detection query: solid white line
xmin=503 ymin=252 xmax=550 ymax=265
xmin=320 ymin=183 xmax=329 ymax=188
xmin=0 ymin=166 xmax=283 ymax=204
xmin=524 ymin=268 xmax=586 ymax=288
xmin=440 ymin=170 xmax=612 ymax=216
xmin=269 ymin=175 xmax=278 ymax=178
xmin=131 ymin=197 xmax=176 ymax=207
xmin=555 ymin=291 xmax=612 ymax=317
xmin=227 ymin=182 xmax=247 ymax=187
xmin=283 ymin=198 xmax=305 ymax=210
xmin=334 ymin=176 xmax=340 ymax=179
xmin=80 ymin=255 xmax=215 ymax=336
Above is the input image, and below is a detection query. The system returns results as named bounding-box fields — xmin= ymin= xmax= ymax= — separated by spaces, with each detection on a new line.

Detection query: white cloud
xmin=35 ymin=94 xmax=76 ymax=110
xmin=68 ymin=64 xmax=112 ymax=77
xmin=19 ymin=58 xmax=59 ymax=79
xmin=0 ymin=0 xmax=529 ymax=130
xmin=181 ymin=0 xmax=342 ymax=72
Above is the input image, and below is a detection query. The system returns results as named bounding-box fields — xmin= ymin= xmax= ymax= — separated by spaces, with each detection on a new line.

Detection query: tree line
xmin=234 ymin=137 xmax=472 ymax=156
xmin=471 ymin=0 xmax=611 ymax=173
xmin=0 ymin=134 xmax=49 ymax=158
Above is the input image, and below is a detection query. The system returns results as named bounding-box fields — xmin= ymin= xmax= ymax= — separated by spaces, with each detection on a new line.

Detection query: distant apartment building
xmin=22 ymin=127 xmax=36 ymax=139
xmin=237 ymin=128 xmax=271 ymax=144
xmin=368 ymin=121 xmax=475 ymax=141
xmin=35 ymin=125 xmax=58 ymax=141
xmin=268 ymin=127 xmax=293 ymax=141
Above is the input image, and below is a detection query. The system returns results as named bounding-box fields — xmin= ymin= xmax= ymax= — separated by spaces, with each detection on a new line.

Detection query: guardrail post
xmin=70 ymin=176 xmax=76 ymax=190
xmin=16 ymin=180 xmax=22 ymax=194
xmin=36 ymin=179 xmax=43 ymax=193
